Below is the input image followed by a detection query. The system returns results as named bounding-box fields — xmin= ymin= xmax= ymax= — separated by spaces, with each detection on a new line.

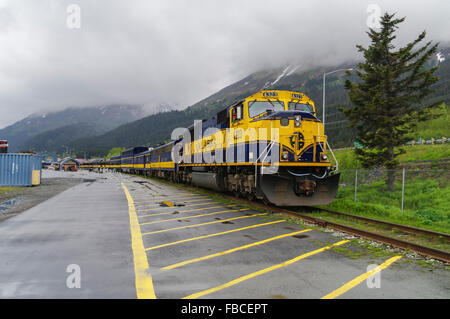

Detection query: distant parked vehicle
xmin=0 ymin=140 xmax=7 ymax=153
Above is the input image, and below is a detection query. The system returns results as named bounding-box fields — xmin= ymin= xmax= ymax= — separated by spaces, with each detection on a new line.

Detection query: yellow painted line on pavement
xmin=121 ymin=183 xmax=156 ymax=299
xmin=321 ymin=255 xmax=403 ymax=299
xmin=138 ymin=205 xmax=233 ymax=218
xmin=134 ymin=195 xmax=204 ymax=203
xmin=136 ymin=200 xmax=217 ymax=212
xmin=168 ymin=198 xmax=214 ymax=204
xmin=139 ymin=208 xmax=248 ymax=226
xmin=161 ymin=228 xmax=312 ymax=270
xmin=134 ymin=197 xmax=207 ymax=205
xmin=183 ymin=240 xmax=349 ymax=299
xmin=146 ymin=220 xmax=285 ymax=251
xmin=180 ymin=198 xmax=216 ymax=204
xmin=142 ymin=213 xmax=269 ymax=236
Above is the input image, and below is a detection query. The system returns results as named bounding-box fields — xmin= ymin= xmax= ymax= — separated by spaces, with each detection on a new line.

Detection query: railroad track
xmin=221 ymin=195 xmax=450 ymax=264
xmin=316 ymin=207 xmax=450 ymax=240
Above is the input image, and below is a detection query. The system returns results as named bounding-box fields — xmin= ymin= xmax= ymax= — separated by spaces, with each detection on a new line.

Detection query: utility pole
xmin=323 ymin=68 xmax=353 ymax=133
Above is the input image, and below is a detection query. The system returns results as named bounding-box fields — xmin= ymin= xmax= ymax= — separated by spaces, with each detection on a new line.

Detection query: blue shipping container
xmin=0 ymin=154 xmax=42 ymax=186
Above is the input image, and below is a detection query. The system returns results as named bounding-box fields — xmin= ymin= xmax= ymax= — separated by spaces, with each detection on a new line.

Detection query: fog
xmin=0 ymin=0 xmax=448 ymax=128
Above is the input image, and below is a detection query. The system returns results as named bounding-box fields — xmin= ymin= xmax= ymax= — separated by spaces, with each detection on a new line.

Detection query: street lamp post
xmin=322 ymin=68 xmax=353 ymax=133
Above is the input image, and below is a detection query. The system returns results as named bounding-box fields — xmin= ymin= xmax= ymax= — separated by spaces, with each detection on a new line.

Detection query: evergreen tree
xmin=343 ymin=12 xmax=441 ymax=191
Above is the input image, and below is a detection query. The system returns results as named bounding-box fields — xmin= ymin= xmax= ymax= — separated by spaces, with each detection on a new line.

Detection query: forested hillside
xmin=0 ymin=104 xmax=145 ymax=152
xmin=68 ymin=47 xmax=450 ymax=157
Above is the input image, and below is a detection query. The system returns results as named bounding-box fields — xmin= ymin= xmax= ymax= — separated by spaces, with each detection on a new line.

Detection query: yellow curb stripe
xmin=321 ymin=255 xmax=403 ymax=299
xmin=139 ymin=208 xmax=248 ymax=226
xmin=147 ymin=220 xmax=285 ymax=251
xmin=183 ymin=240 xmax=349 ymax=299
xmin=142 ymin=213 xmax=268 ymax=235
xmin=121 ymin=183 xmax=156 ymax=299
xmin=162 ymin=228 xmax=311 ymax=270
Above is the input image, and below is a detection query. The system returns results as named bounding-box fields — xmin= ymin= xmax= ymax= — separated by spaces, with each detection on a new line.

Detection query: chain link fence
xmin=333 ymin=168 xmax=450 ymax=231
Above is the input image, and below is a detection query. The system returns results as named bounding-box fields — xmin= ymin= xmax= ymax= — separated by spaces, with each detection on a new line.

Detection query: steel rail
xmin=221 ymin=195 xmax=450 ymax=263
xmin=316 ymin=207 xmax=450 ymax=241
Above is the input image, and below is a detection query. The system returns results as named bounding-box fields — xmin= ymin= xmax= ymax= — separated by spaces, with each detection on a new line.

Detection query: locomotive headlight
xmin=282 ymin=151 xmax=289 ymax=160
xmin=321 ymin=153 xmax=328 ymax=160
xmin=294 ymin=115 xmax=301 ymax=127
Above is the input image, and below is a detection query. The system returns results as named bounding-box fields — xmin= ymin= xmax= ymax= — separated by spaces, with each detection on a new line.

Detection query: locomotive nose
xmin=259 ymin=173 xmax=340 ymax=206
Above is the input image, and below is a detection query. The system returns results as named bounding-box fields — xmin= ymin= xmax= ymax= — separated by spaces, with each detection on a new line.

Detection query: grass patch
xmin=323 ymin=169 xmax=450 ymax=234
xmin=333 ymin=143 xmax=450 ymax=169
xmin=413 ymin=103 xmax=450 ymax=140
xmin=309 ymin=238 xmax=394 ymax=261
xmin=0 ymin=187 xmax=17 ymax=194
xmin=398 ymin=144 xmax=450 ymax=162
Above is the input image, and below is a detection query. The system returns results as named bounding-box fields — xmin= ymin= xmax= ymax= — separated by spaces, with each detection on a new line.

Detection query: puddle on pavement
xmin=82 ymin=179 xmax=96 ymax=183
xmin=134 ymin=181 xmax=152 ymax=190
xmin=0 ymin=198 xmax=21 ymax=211
xmin=292 ymin=234 xmax=309 ymax=239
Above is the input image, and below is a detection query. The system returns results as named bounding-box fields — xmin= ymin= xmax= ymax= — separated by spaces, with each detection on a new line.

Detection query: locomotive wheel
xmin=247 ymin=192 xmax=255 ymax=201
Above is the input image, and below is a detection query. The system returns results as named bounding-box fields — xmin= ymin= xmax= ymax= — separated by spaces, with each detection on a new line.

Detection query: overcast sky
xmin=0 ymin=0 xmax=449 ymax=128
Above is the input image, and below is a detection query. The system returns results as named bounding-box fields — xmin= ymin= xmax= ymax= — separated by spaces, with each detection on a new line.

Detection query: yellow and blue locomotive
xmin=82 ymin=90 xmax=340 ymax=206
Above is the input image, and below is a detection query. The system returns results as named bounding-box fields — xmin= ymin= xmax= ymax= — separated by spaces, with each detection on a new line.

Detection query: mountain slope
xmin=0 ymin=104 xmax=145 ymax=152
xmin=19 ymin=122 xmax=106 ymax=153
xmin=71 ymin=47 xmax=450 ymax=157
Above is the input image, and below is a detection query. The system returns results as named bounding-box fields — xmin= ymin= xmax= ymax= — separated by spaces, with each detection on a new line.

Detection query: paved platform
xmin=0 ymin=171 xmax=135 ymax=298
xmin=0 ymin=170 xmax=448 ymax=298
xmin=117 ymin=173 xmax=450 ymax=299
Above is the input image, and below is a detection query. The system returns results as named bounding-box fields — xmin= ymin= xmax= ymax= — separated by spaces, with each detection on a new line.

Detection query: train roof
xmin=151 ymin=141 xmax=175 ymax=152
xmin=121 ymin=146 xmax=149 ymax=156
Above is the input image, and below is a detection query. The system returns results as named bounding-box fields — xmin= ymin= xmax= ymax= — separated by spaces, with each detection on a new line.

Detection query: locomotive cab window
xmin=231 ymin=103 xmax=244 ymax=123
xmin=288 ymin=102 xmax=314 ymax=113
xmin=248 ymin=101 xmax=284 ymax=118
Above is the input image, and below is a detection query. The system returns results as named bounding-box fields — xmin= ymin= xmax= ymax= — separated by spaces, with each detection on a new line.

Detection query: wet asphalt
xmin=0 ymin=170 xmax=448 ymax=298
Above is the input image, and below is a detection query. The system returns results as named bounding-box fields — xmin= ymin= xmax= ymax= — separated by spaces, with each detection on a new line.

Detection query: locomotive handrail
xmin=326 ymin=140 xmax=339 ymax=172
xmin=255 ymin=137 xmax=277 ymax=187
